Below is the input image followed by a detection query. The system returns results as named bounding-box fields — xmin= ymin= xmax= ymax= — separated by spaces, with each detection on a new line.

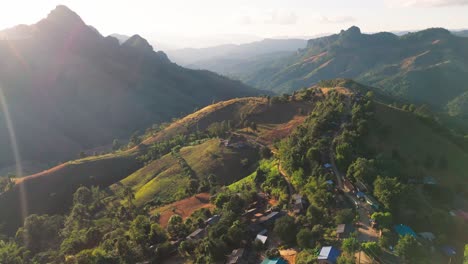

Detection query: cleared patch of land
xmin=152 ymin=193 xmax=214 ymax=228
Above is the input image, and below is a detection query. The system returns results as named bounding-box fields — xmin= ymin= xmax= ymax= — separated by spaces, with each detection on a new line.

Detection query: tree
xmin=335 ymin=209 xmax=355 ymax=225
xmin=62 ymin=204 xmax=90 ymax=235
xmin=123 ymin=186 xmax=135 ymax=209
xmin=260 ymin=146 xmax=272 ymax=159
xmin=167 ymin=215 xmax=186 ymax=239
xmin=296 ymin=249 xmax=316 ymax=264
xmin=296 ymin=229 xmax=314 ymax=249
xmin=0 ymin=176 xmax=13 ymax=193
xmin=17 ymin=214 xmax=63 ymax=253
xmin=178 ymin=240 xmax=195 ymax=257
xmin=307 ymin=205 xmax=324 ymax=226
xmin=373 ymin=176 xmax=402 ymax=211
xmin=335 ymin=142 xmax=353 ymax=170
xmin=112 ymin=139 xmax=121 ymax=151
xmin=187 ymin=179 xmax=199 ymax=195
xmin=130 ymin=131 xmax=142 ymax=146
xmin=254 ymin=169 xmax=266 ymax=184
xmin=0 ymin=240 xmax=27 ymax=264
xmin=342 ymin=237 xmax=359 ymax=255
xmin=73 ymin=186 xmax=93 ymax=207
xmin=213 ymin=192 xmax=229 ymax=208
xmin=337 ymin=255 xmax=356 ymax=264
xmin=306 ymin=147 xmax=321 ymax=164
xmin=347 ymin=158 xmax=376 ymax=184
xmin=370 ymin=212 xmax=392 ymax=230
xmin=129 ymin=215 xmax=151 ymax=246
xmin=223 ymin=195 xmax=245 ymax=215
xmin=379 ymin=228 xmax=396 ymax=249
xmin=227 ymin=220 xmax=245 ymax=246
xmin=274 ymin=216 xmax=297 ymax=245
xmin=395 ymin=235 xmax=426 ymax=263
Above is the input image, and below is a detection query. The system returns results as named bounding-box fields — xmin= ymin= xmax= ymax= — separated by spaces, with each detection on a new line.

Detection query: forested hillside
xmin=0 ymin=5 xmax=260 ymax=172
xmin=208 ymin=26 xmax=468 ymax=119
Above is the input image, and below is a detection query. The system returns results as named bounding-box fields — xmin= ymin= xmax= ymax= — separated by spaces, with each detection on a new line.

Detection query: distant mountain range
xmin=0 ymin=5 xmax=261 ymax=172
xmin=452 ymin=29 xmax=468 ymax=38
xmin=166 ymin=38 xmax=308 ymax=68
xmin=190 ymin=26 xmax=468 ymax=118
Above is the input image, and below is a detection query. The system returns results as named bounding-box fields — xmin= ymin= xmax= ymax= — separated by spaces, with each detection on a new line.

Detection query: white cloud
xmin=386 ymin=0 xmax=468 ymax=7
xmin=238 ymin=15 xmax=253 ymax=25
xmin=319 ymin=16 xmax=356 ymax=24
xmin=264 ymin=11 xmax=298 ymax=25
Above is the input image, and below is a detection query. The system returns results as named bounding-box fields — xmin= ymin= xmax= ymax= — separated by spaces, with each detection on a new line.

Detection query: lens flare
xmin=0 ymin=85 xmax=28 ymax=228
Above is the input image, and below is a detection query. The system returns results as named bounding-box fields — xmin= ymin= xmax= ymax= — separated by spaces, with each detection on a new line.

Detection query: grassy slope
xmin=367 ymin=103 xmax=468 ymax=188
xmin=112 ymin=138 xmax=260 ymax=207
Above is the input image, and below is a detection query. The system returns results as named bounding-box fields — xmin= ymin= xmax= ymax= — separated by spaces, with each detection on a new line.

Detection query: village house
xmin=394 ymin=224 xmax=417 ymax=238
xmin=292 ymin=194 xmax=308 ymax=214
xmin=255 ymin=234 xmax=268 ymax=245
xmin=336 ymin=224 xmax=353 ymax=239
xmin=226 ymin=248 xmax=247 ymax=264
xmin=258 ymin=211 xmax=282 ymax=226
xmin=260 ymin=257 xmax=287 ymax=264
xmin=255 ymin=229 xmax=268 ymax=245
xmin=318 ymin=246 xmax=341 ymax=264
xmin=205 ymin=215 xmax=220 ymax=226
xmin=186 ymin=228 xmax=206 ymax=240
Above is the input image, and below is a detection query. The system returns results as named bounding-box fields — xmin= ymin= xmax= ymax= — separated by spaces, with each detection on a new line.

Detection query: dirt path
xmin=356 ymin=203 xmax=379 ymax=242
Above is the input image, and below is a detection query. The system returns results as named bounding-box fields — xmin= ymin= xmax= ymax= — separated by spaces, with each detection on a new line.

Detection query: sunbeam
xmin=0 ymin=84 xmax=27 ymax=234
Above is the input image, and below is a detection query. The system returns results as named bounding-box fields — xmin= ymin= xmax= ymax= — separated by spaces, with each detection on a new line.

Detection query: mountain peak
xmin=45 ymin=5 xmax=85 ymax=26
xmin=122 ymin=34 xmax=154 ymax=52
xmin=342 ymin=26 xmax=361 ymax=36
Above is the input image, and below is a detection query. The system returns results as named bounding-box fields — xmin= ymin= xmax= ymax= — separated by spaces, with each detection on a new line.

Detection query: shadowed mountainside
xmin=0 ymin=5 xmax=261 ymax=171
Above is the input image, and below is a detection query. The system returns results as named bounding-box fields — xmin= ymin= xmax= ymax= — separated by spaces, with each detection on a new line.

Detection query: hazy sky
xmin=1 ymin=0 xmax=468 ymax=48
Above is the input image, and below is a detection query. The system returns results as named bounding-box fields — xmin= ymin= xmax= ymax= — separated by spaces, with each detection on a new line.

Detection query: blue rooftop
xmin=441 ymin=246 xmax=456 ymax=256
xmin=318 ymin=246 xmax=340 ymax=263
xmin=394 ymin=224 xmax=417 ymax=238
xmin=356 ymin=191 xmax=365 ymax=198
xmin=324 ymin=163 xmax=332 ymax=169
xmin=261 ymin=258 xmax=287 ymax=264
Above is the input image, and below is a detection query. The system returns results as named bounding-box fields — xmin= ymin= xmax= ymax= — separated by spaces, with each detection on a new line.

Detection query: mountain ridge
xmin=206 ymin=26 xmax=468 ymax=118
xmin=0 ymin=5 xmax=261 ymax=172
